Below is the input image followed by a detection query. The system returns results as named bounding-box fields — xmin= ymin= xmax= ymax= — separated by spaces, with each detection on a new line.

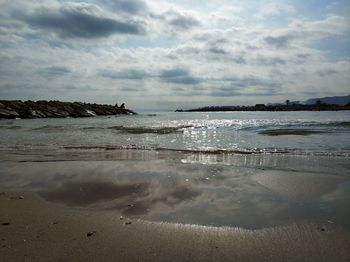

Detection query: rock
xmin=124 ymin=221 xmax=132 ymax=226
xmin=0 ymin=109 xmax=20 ymax=119
xmin=0 ymin=100 xmax=137 ymax=119
xmin=10 ymin=196 xmax=24 ymax=200
xmin=2 ymin=222 xmax=10 ymax=226
xmin=87 ymin=231 xmax=96 ymax=237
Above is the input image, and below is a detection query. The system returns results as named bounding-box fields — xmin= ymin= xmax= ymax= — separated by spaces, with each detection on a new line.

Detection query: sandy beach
xmin=0 ymin=149 xmax=350 ymax=262
xmin=1 ymin=190 xmax=350 ymax=262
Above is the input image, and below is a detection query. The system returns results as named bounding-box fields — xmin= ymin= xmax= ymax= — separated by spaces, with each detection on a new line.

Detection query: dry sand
xmin=1 ymin=191 xmax=349 ymax=262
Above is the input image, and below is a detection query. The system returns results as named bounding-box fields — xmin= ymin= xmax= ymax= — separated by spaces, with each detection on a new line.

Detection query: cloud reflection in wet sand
xmin=0 ymin=160 xmax=349 ymax=229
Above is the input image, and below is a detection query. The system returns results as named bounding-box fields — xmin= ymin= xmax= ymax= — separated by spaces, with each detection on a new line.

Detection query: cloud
xmin=215 ymin=75 xmax=280 ymax=89
xmin=263 ymin=15 xmax=349 ymax=48
xmin=207 ymin=46 xmax=228 ymax=55
xmin=255 ymin=56 xmax=287 ymax=66
xmin=0 ymin=1 xmax=349 ymax=109
xmin=98 ymin=0 xmax=148 ymax=14
xmin=119 ymin=86 xmax=146 ymax=92
xmin=152 ymin=8 xmax=201 ymax=32
xmin=38 ymin=66 xmax=71 ymax=78
xmin=168 ymin=13 xmax=201 ymax=30
xmin=264 ymin=35 xmax=292 ymax=48
xmin=256 ymin=3 xmax=296 ymax=20
xmin=17 ymin=3 xmax=145 ymax=38
xmin=160 ymin=68 xmax=202 ymax=85
xmin=210 ymin=87 xmax=277 ymax=97
xmin=100 ymin=69 xmax=150 ymax=80
xmin=317 ymin=69 xmax=338 ymax=77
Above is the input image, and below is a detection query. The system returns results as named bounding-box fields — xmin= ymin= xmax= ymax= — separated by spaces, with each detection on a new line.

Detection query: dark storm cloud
xmin=18 ymin=6 xmax=145 ymax=38
xmin=98 ymin=0 xmax=148 ymax=14
xmin=39 ymin=66 xmax=71 ymax=78
xmin=264 ymin=35 xmax=291 ymax=48
xmin=160 ymin=68 xmax=202 ymax=85
xmin=100 ymin=69 xmax=150 ymax=80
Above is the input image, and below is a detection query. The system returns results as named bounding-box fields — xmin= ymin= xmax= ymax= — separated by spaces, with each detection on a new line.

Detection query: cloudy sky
xmin=0 ymin=0 xmax=349 ymax=110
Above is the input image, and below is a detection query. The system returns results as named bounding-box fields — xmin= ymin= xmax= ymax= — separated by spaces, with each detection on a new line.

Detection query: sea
xmin=1 ymin=111 xmax=350 ymax=229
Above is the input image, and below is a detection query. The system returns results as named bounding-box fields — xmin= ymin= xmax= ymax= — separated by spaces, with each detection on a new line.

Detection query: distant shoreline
xmin=0 ymin=100 xmax=137 ymax=119
xmin=176 ymin=102 xmax=350 ymax=112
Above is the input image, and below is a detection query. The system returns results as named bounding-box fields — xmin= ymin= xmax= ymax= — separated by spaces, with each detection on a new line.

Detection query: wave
xmin=325 ymin=121 xmax=350 ymax=127
xmin=238 ymin=121 xmax=350 ymax=131
xmin=259 ymin=129 xmax=326 ymax=136
xmin=299 ymin=121 xmax=350 ymax=128
xmin=0 ymin=125 xmax=22 ymax=130
xmin=1 ymin=143 xmax=349 ymax=157
xmin=58 ymin=145 xmax=350 ymax=157
xmin=32 ymin=125 xmax=67 ymax=131
xmin=107 ymin=125 xmax=192 ymax=134
xmin=27 ymin=120 xmax=350 ymax=133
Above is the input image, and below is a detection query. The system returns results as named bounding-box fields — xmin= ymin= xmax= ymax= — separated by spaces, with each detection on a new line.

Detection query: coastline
xmin=1 ymin=190 xmax=350 ymax=262
xmin=175 ymin=103 xmax=350 ymax=112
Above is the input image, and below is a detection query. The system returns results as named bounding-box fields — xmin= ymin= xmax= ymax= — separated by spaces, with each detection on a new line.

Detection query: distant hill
xmin=304 ymin=95 xmax=350 ymax=106
xmin=175 ymin=94 xmax=350 ymax=112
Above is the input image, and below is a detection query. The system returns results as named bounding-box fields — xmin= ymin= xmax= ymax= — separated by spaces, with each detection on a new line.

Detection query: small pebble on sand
xmin=87 ymin=231 xmax=96 ymax=237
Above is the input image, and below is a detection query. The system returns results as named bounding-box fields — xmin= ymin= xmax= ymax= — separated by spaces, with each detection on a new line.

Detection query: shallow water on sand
xmin=1 ymin=149 xmax=349 ymax=230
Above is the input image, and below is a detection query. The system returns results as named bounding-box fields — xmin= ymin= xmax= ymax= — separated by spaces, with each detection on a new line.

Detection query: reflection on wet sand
xmin=40 ymin=180 xmax=201 ymax=216
xmin=253 ymin=170 xmax=347 ymax=200
xmin=40 ymin=181 xmax=149 ymax=206
xmin=1 ymin=155 xmax=349 ymax=230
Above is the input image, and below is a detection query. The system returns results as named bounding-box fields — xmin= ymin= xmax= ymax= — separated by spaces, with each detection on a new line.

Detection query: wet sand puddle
xmin=1 ymin=153 xmax=350 ymax=230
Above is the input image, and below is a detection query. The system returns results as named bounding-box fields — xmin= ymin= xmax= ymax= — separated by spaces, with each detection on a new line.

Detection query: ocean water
xmin=0 ymin=111 xmax=350 ymax=154
xmin=1 ymin=111 xmax=350 ymax=229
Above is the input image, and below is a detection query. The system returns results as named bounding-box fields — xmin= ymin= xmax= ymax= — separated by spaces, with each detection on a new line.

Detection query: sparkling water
xmin=1 ymin=111 xmax=349 ymax=155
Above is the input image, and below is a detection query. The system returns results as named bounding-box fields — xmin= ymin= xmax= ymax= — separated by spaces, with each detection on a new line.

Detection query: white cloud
xmin=255 ymin=2 xmax=296 ymax=20
xmin=0 ymin=0 xmax=349 ymax=110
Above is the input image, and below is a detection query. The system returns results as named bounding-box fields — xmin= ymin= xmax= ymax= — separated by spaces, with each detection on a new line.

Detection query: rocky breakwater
xmin=0 ymin=100 xmax=137 ymax=119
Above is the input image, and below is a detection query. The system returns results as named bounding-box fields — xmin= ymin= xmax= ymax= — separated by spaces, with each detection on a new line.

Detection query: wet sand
xmin=1 ymin=149 xmax=350 ymax=261
xmin=1 ymin=191 xmax=350 ymax=262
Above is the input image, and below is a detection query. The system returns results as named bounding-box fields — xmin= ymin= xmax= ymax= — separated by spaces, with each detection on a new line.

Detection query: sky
xmin=0 ymin=0 xmax=349 ymax=111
